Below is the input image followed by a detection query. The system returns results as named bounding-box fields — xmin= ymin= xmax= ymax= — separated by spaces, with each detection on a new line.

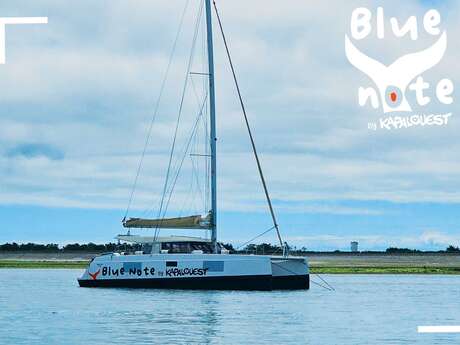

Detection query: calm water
xmin=0 ymin=270 xmax=459 ymax=344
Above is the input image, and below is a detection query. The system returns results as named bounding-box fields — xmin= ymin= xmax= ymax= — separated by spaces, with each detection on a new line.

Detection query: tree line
xmin=226 ymin=243 xmax=460 ymax=255
xmin=0 ymin=242 xmax=459 ymax=254
xmin=0 ymin=242 xmax=138 ymax=253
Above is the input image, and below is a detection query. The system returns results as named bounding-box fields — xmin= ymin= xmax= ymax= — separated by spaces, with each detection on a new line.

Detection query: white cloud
xmin=284 ymin=230 xmax=460 ymax=250
xmin=0 ymin=0 xmax=459 ymax=216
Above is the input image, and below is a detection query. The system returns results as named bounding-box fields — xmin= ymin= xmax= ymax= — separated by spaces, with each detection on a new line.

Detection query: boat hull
xmin=270 ymin=257 xmax=310 ymax=289
xmin=77 ymin=253 xmax=309 ymax=291
xmin=78 ymin=274 xmax=309 ymax=290
xmin=272 ymin=274 xmax=310 ymax=290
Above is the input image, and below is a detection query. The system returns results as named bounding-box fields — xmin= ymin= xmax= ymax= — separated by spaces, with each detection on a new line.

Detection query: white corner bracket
xmin=0 ymin=17 xmax=48 ymax=64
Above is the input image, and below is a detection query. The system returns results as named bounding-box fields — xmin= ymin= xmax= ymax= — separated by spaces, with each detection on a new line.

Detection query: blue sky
xmin=0 ymin=0 xmax=459 ymax=250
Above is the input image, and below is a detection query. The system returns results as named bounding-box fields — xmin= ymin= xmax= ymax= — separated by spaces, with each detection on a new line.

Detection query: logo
xmin=0 ymin=17 xmax=48 ymax=64
xmin=88 ymin=269 xmax=101 ymax=280
xmin=345 ymin=7 xmax=454 ymax=130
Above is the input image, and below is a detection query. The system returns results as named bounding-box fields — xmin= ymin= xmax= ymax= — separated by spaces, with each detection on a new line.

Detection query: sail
xmin=123 ymin=213 xmax=212 ymax=229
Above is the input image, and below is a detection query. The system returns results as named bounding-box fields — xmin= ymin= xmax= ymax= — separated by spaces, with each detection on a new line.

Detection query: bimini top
xmin=116 ymin=234 xmax=212 ymax=244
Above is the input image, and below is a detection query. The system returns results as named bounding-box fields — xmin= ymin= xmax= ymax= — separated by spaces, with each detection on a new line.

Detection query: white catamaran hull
xmin=78 ymin=253 xmax=309 ymax=290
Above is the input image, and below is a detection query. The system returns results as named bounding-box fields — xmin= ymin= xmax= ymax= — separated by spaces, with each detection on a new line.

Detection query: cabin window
xmin=203 ymin=261 xmax=224 ymax=272
xmin=161 ymin=242 xmax=216 ymax=254
xmin=166 ymin=261 xmax=177 ymax=267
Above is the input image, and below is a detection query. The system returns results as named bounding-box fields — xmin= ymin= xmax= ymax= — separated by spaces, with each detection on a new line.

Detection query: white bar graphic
xmin=0 ymin=17 xmax=48 ymax=25
xmin=0 ymin=17 xmax=48 ymax=64
xmin=418 ymin=326 xmax=460 ymax=333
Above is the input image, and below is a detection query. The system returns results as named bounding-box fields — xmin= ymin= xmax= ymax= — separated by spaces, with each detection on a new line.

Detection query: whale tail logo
xmin=345 ymin=32 xmax=447 ymax=113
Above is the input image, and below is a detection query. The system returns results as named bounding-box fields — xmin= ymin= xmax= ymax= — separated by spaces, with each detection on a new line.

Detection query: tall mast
xmin=205 ymin=0 xmax=218 ymax=253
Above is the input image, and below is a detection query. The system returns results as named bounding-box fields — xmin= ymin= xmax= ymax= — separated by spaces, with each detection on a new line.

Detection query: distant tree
xmin=386 ymin=247 xmax=421 ymax=254
xmin=258 ymin=243 xmax=280 ymax=254
xmin=105 ymin=243 xmax=118 ymax=252
xmin=0 ymin=242 xmax=20 ymax=251
xmin=446 ymin=245 xmax=460 ymax=253
xmin=63 ymin=243 xmax=81 ymax=251
xmin=85 ymin=243 xmax=106 ymax=252
xmin=0 ymin=242 xmax=136 ymax=253
xmin=244 ymin=244 xmax=257 ymax=254
xmin=221 ymin=243 xmax=235 ymax=253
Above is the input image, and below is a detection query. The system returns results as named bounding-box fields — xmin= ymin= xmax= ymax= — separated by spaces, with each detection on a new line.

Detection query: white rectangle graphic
xmin=418 ymin=326 xmax=460 ymax=333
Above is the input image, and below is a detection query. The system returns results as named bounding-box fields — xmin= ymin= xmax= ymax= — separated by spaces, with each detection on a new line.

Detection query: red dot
xmin=390 ymin=92 xmax=397 ymax=102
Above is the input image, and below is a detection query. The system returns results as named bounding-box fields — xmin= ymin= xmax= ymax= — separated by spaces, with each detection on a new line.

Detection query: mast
xmin=205 ymin=0 xmax=218 ymax=253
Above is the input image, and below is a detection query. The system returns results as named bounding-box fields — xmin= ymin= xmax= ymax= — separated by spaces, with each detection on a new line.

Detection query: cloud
xmin=284 ymin=230 xmax=460 ymax=251
xmin=6 ymin=143 xmax=64 ymax=160
xmin=0 ymin=0 xmax=459 ymax=217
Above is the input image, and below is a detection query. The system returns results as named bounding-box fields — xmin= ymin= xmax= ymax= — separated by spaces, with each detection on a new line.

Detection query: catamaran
xmin=78 ymin=0 xmax=309 ymax=290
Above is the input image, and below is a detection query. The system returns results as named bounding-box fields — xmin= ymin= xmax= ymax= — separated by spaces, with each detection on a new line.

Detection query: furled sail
xmin=123 ymin=213 xmax=212 ymax=229
xmin=116 ymin=235 xmax=212 ymax=244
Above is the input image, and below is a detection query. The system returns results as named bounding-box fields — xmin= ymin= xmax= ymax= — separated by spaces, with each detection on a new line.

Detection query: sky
xmin=0 ymin=0 xmax=459 ymax=250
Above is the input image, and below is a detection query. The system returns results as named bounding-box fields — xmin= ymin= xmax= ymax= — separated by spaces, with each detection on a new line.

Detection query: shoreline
xmin=1 ymin=261 xmax=458 ymax=274
xmin=2 ymin=253 xmax=460 ymax=274
xmin=0 ymin=260 xmax=460 ymax=275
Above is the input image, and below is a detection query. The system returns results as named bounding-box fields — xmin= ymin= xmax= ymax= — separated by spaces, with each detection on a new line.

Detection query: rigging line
xmin=141 ymin=90 xmax=208 ymax=218
xmin=154 ymin=2 xmax=204 ymax=240
xmin=311 ymin=279 xmax=334 ymax=291
xmin=194 ymin=124 xmax=206 ymax=214
xmin=236 ymin=226 xmax=276 ymax=250
xmin=190 ymin=153 xmax=206 ymax=208
xmin=179 ymin=114 xmax=204 ymax=218
xmin=155 ymin=0 xmax=203 ymax=212
xmin=269 ymin=244 xmax=334 ymax=291
xmin=189 ymin=72 xmax=210 ymax=76
xmin=190 ymin=76 xmax=203 ymax=108
xmin=161 ymin=95 xmax=208 ymax=217
xmin=123 ymin=0 xmax=190 ymax=221
xmin=178 ymin=167 xmax=194 ymax=217
xmin=213 ymin=1 xmax=284 ymax=249
xmin=271 ymin=245 xmax=283 ymax=255
xmin=271 ymin=262 xmax=334 ymax=291
xmin=164 ymin=92 xmax=206 ymax=203
xmin=159 ymin=28 xmax=210 ymax=220
xmin=180 ymin=156 xmax=198 ymax=218
xmin=141 ymin=116 xmax=200 ymax=218
xmin=314 ymin=273 xmax=335 ymax=291
xmin=160 ymin=94 xmax=208 ymax=222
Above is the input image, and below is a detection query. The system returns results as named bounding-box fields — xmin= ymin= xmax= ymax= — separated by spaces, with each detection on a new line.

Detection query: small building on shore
xmin=350 ymin=241 xmax=359 ymax=252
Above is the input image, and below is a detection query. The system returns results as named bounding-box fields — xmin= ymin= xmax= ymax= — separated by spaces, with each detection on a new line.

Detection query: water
xmin=0 ymin=270 xmax=459 ymax=344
